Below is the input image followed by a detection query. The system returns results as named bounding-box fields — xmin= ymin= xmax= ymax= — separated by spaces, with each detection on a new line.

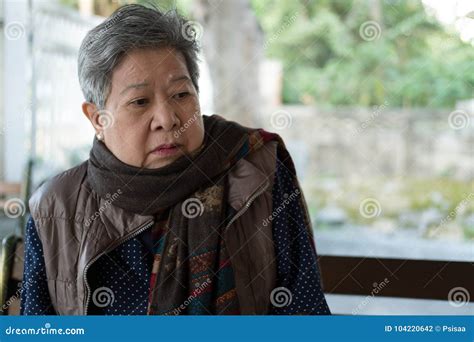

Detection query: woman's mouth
xmin=151 ymin=144 xmax=181 ymax=157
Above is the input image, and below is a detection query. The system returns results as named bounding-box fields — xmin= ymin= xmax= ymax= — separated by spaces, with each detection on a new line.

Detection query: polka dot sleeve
xmin=20 ymin=216 xmax=56 ymax=315
xmin=270 ymin=158 xmax=331 ymax=315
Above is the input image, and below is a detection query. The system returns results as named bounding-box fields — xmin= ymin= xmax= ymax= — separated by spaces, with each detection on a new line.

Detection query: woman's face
xmin=83 ymin=47 xmax=204 ymax=169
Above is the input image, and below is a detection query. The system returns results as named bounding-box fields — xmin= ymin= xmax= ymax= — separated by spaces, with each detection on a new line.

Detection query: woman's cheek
xmin=191 ymin=119 xmax=205 ymax=151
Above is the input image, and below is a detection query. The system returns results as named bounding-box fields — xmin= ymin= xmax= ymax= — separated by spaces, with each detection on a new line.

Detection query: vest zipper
xmin=225 ymin=181 xmax=270 ymax=229
xmin=83 ymin=219 xmax=155 ymax=315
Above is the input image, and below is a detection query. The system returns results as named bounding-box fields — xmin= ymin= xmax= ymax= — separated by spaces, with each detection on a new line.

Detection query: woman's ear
xmin=82 ymin=102 xmax=101 ymax=134
xmin=82 ymin=102 xmax=114 ymax=140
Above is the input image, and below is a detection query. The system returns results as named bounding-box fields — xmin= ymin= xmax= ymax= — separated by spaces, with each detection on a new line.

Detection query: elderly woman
xmin=20 ymin=4 xmax=330 ymax=315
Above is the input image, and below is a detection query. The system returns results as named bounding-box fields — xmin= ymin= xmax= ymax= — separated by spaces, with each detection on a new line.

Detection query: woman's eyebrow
xmin=119 ymin=76 xmax=190 ymax=95
xmin=168 ymin=75 xmax=191 ymax=84
xmin=120 ymin=82 xmax=149 ymax=95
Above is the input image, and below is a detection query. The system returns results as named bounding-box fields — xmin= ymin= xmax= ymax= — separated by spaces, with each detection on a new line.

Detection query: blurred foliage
xmin=404 ymin=178 xmax=474 ymax=214
xmin=59 ymin=0 xmax=79 ymax=9
xmin=304 ymin=176 xmax=474 ymax=240
xmin=251 ymin=0 xmax=474 ymax=107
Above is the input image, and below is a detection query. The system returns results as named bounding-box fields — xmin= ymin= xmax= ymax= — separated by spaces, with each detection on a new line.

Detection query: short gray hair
xmin=78 ymin=4 xmax=200 ymax=109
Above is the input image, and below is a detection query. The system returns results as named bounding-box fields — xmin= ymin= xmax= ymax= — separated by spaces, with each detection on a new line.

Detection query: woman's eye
xmin=173 ymin=92 xmax=190 ymax=100
xmin=130 ymin=98 xmax=149 ymax=106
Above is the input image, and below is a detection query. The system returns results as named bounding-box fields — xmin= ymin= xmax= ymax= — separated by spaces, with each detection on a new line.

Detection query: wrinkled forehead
xmin=109 ymin=47 xmax=190 ymax=93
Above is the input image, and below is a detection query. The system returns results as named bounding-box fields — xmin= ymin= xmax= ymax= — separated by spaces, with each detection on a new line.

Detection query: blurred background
xmin=0 ymin=0 xmax=472 ymax=315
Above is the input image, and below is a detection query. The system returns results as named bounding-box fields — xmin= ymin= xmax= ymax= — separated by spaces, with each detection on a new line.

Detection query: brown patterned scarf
xmin=87 ymin=114 xmax=252 ymax=216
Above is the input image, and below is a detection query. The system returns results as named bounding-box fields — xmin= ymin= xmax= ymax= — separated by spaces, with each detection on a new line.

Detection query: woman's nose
xmin=151 ymin=104 xmax=180 ymax=131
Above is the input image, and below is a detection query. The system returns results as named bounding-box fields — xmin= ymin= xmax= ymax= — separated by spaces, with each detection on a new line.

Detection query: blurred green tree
xmin=251 ymin=0 xmax=474 ymax=107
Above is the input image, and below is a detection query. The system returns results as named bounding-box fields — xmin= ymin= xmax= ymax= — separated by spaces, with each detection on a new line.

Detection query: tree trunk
xmin=194 ymin=0 xmax=263 ymax=127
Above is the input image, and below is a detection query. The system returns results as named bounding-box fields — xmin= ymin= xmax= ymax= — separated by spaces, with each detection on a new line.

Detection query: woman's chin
xmin=144 ymin=151 xmax=185 ymax=169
